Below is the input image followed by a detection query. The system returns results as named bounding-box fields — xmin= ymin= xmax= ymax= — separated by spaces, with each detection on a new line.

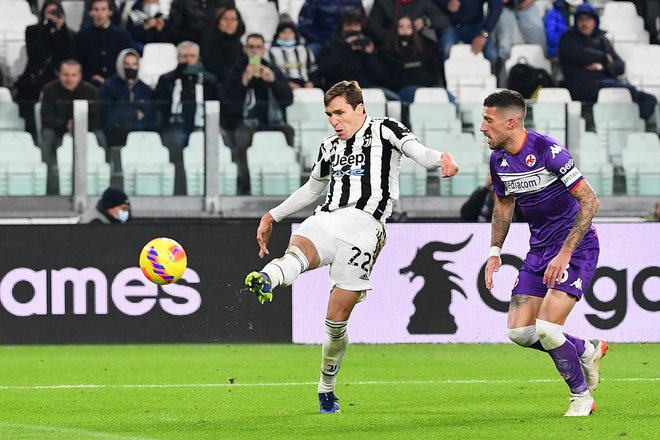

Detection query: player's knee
xmin=507 ymin=325 xmax=537 ymax=347
xmin=535 ymin=319 xmax=566 ymax=350
xmin=285 ymin=245 xmax=309 ymax=273
xmin=325 ymin=319 xmax=347 ymax=341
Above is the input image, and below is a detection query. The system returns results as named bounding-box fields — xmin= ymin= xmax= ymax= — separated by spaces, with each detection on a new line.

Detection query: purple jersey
xmin=490 ymin=131 xmax=595 ymax=249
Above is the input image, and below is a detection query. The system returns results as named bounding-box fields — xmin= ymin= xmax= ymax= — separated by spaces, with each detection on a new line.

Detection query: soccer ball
xmin=139 ymin=237 xmax=187 ymax=285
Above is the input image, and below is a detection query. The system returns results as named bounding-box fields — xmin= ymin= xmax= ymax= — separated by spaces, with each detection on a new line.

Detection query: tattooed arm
xmin=485 ymin=195 xmax=516 ymax=289
xmin=544 ymin=180 xmax=600 ymax=288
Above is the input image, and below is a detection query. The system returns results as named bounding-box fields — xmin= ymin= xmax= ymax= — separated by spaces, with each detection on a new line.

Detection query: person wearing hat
xmin=544 ymin=0 xmax=582 ymax=59
xmin=268 ymin=21 xmax=320 ymax=90
xmin=559 ymin=3 xmax=657 ymax=121
xmin=79 ymin=186 xmax=131 ymax=224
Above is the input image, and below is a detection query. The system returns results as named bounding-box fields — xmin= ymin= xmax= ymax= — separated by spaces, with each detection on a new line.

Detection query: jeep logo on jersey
xmin=400 ymin=236 xmax=472 ymax=334
xmin=0 ymin=267 xmax=202 ymax=317
xmin=332 ymin=152 xmax=366 ymax=167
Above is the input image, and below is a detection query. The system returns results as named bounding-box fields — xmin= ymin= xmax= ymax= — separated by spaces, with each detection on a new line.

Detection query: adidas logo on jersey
xmin=359 ymin=273 xmax=369 ymax=281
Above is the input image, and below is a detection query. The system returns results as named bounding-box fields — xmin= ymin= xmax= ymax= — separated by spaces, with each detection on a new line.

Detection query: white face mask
xmin=116 ymin=209 xmax=130 ymax=223
xmin=144 ymin=4 xmax=161 ymax=18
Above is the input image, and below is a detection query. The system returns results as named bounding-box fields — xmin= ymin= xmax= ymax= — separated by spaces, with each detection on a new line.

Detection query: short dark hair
xmin=339 ymin=9 xmax=364 ymax=28
xmin=246 ymin=33 xmax=265 ymax=44
xmin=483 ymin=89 xmax=526 ymax=110
xmin=89 ymin=0 xmax=112 ymax=10
xmin=324 ymin=80 xmax=363 ymax=109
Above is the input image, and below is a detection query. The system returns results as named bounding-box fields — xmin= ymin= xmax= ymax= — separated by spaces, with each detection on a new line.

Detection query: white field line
xmin=0 ymin=377 xmax=658 ymax=391
xmin=0 ymin=423 xmax=156 ymax=440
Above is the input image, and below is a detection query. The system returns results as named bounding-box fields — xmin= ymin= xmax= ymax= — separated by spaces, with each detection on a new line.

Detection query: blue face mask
xmin=276 ymin=38 xmax=296 ymax=47
xmin=116 ymin=210 xmax=129 ymax=223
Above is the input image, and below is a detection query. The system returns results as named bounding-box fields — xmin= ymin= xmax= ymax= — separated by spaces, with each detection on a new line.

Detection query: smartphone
xmin=249 ymin=55 xmax=262 ymax=77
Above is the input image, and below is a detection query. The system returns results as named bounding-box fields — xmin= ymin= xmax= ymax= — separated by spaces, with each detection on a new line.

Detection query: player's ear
xmin=357 ymin=103 xmax=365 ymax=114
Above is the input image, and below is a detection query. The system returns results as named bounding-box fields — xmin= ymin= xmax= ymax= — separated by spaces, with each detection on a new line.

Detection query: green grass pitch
xmin=1 ymin=343 xmax=658 ymax=439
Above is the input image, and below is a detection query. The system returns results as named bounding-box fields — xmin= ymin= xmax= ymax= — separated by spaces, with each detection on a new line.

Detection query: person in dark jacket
xmin=544 ymin=0 xmax=581 ymax=59
xmin=126 ymin=0 xmax=172 ymax=53
xmin=14 ymin=0 xmax=77 ymax=138
xmin=318 ymin=10 xmax=392 ymax=95
xmin=558 ymin=3 xmax=657 ymax=120
xmin=76 ymin=0 xmax=134 ymax=87
xmin=169 ymin=0 xmax=235 ymax=45
xmin=297 ymin=0 xmax=364 ymax=59
xmin=366 ymin=0 xmax=449 ymax=49
xmin=153 ymin=41 xmax=222 ymax=194
xmin=79 ymin=186 xmax=131 ymax=223
xmin=222 ymin=33 xmax=294 ymax=195
xmin=99 ymin=48 xmax=155 ymax=147
xmin=434 ymin=0 xmax=502 ymax=71
xmin=40 ymin=60 xmax=103 ymax=194
xmin=200 ymin=5 xmax=245 ymax=84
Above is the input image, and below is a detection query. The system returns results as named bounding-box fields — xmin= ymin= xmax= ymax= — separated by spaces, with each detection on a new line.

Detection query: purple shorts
xmin=511 ymin=230 xmax=600 ymax=300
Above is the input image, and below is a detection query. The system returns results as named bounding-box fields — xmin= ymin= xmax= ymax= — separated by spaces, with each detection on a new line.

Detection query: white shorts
xmin=293 ymin=207 xmax=386 ymax=294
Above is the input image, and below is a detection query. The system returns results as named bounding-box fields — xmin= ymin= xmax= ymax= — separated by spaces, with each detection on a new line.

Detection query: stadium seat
xmin=0 ymin=87 xmax=12 ymax=102
xmin=503 ymin=44 xmax=552 ymax=78
xmin=286 ymin=87 xmax=326 ymax=154
xmin=120 ymin=131 xmax=175 ymax=195
xmin=444 ymin=54 xmax=497 ymax=103
xmin=409 ymin=88 xmax=461 ymax=144
xmin=246 ymin=131 xmax=301 ymax=195
xmin=425 ymin=131 xmax=489 ymax=196
xmin=593 ymin=99 xmax=645 ymax=165
xmin=448 ymin=43 xmax=485 ymax=59
xmin=299 ymin=120 xmax=332 ymax=170
xmin=56 ymin=132 xmax=111 ymax=196
xmin=237 ymin=0 xmax=280 ymax=43
xmin=362 ymin=88 xmax=387 ymax=117
xmin=399 ymin=156 xmax=427 ymax=196
xmin=532 ymin=101 xmax=567 ymax=145
xmin=0 ymin=101 xmax=25 ymax=131
xmin=626 ymin=45 xmax=660 ymax=99
xmin=62 ymin=0 xmax=85 ymax=32
xmin=597 ymin=88 xmax=633 ymax=103
xmin=622 ymin=132 xmax=660 ymax=195
xmin=536 ymin=87 xmax=573 ymax=103
xmin=182 ymin=131 xmax=238 ymax=196
xmin=578 ymin=132 xmax=613 ymax=196
xmin=139 ymin=43 xmax=178 ymax=88
xmin=456 ymin=86 xmax=498 ymax=127
xmin=0 ymin=130 xmax=47 ymax=195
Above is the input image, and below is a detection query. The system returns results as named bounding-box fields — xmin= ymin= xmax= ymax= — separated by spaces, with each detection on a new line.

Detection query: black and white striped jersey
xmin=268 ymin=45 xmax=317 ymax=84
xmin=310 ymin=116 xmax=421 ymax=223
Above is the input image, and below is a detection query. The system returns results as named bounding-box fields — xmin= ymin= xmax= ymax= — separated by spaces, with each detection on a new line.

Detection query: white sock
xmin=318 ymin=319 xmax=348 ymax=393
xmin=262 ymin=245 xmax=309 ymax=288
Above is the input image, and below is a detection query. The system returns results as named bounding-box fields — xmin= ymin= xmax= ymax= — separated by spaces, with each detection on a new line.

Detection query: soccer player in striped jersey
xmin=245 ymin=80 xmax=459 ymax=413
xmin=482 ymin=89 xmax=608 ymax=417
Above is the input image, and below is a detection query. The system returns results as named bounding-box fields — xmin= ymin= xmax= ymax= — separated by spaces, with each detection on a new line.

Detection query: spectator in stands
xmin=460 ymin=171 xmax=525 ymax=222
xmin=153 ymin=41 xmax=222 ymax=195
xmin=544 ymin=0 xmax=581 ymax=59
xmin=99 ymin=48 xmax=156 ymax=147
xmin=14 ymin=0 xmax=77 ymax=139
xmin=268 ymin=21 xmax=320 ymax=90
xmin=126 ymin=0 xmax=171 ymax=53
xmin=222 ymin=33 xmax=294 ymax=195
xmin=366 ymin=0 xmax=449 ymax=50
xmin=40 ymin=60 xmax=103 ymax=195
xmin=81 ymin=0 xmax=123 ymax=29
xmin=434 ymin=0 xmax=502 ymax=72
xmin=79 ymin=186 xmax=131 ymax=224
xmin=493 ymin=0 xmax=547 ymax=63
xmin=645 ymin=198 xmax=660 ymax=222
xmin=169 ymin=0 xmax=235 ymax=45
xmin=318 ymin=10 xmax=394 ymax=97
xmin=558 ymin=3 xmax=657 ymax=121
xmin=77 ymin=0 xmax=133 ymax=87
xmin=298 ymin=0 xmax=364 ymax=59
xmin=201 ymin=5 xmax=246 ymax=84
xmin=379 ymin=15 xmax=442 ymax=108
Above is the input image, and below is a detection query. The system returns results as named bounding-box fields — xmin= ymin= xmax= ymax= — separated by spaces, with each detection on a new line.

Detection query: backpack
xmin=507 ymin=61 xmax=555 ymax=99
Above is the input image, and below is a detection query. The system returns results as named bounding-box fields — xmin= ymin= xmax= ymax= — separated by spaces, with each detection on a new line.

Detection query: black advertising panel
xmin=0 ymin=223 xmax=291 ymax=343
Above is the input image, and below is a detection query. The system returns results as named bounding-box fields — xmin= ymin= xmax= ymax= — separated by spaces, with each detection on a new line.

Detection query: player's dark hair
xmin=324 ymin=80 xmax=364 ymax=110
xmin=484 ymin=89 xmax=526 ymax=113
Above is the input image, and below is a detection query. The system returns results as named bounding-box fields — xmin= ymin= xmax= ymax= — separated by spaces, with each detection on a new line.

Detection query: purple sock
xmin=547 ymin=340 xmax=588 ymax=394
xmin=564 ymin=333 xmax=586 ymax=357
xmin=527 ymin=333 xmax=585 ymax=356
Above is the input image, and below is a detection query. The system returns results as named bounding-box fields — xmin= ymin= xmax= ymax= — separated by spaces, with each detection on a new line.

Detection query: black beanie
xmin=276 ymin=21 xmax=297 ymax=37
xmin=101 ymin=187 xmax=129 ymax=209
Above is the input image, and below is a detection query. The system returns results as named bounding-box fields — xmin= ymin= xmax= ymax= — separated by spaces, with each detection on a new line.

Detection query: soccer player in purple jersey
xmin=481 ymin=89 xmax=608 ymax=417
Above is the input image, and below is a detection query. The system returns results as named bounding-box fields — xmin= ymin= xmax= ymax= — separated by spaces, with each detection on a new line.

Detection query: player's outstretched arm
xmin=485 ymin=195 xmax=515 ymax=290
xmin=440 ymin=152 xmax=459 ymax=178
xmin=256 ymin=212 xmax=274 ymax=258
xmin=544 ymin=180 xmax=600 ymax=288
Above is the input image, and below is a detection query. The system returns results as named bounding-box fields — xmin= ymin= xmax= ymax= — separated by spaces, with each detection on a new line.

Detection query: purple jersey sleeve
xmin=543 ymin=143 xmax=584 ymax=191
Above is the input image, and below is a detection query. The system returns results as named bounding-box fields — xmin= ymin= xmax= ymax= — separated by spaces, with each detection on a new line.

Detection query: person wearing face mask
xmin=79 ymin=186 xmax=131 ymax=224
xmin=99 ymin=48 xmax=156 ymax=148
xmin=268 ymin=21 xmax=320 ymax=90
xmin=14 ymin=0 xmax=77 ymax=140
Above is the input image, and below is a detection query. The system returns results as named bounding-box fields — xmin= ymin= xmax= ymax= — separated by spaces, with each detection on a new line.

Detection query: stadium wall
xmin=0 ymin=223 xmax=658 ymax=345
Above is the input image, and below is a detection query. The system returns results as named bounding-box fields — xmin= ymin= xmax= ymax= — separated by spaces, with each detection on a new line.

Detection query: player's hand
xmin=485 ymin=255 xmax=501 ymax=290
xmin=543 ymin=249 xmax=571 ymax=288
xmin=440 ymin=152 xmax=459 ymax=178
xmin=256 ymin=213 xmax=275 ymax=258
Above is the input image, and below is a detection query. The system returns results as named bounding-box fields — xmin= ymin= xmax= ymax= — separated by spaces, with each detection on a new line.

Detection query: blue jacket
xmin=544 ymin=0 xmax=570 ymax=58
xmin=298 ymin=0 xmax=364 ymax=45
